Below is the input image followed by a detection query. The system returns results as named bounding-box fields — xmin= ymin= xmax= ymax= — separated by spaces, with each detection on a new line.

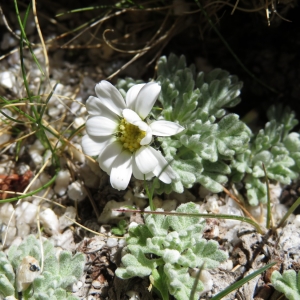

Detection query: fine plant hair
xmin=0 ymin=235 xmax=85 ymax=300
xmin=116 ymin=54 xmax=300 ymax=206
xmin=271 ymin=269 xmax=300 ymax=300
xmin=116 ymin=202 xmax=228 ymax=300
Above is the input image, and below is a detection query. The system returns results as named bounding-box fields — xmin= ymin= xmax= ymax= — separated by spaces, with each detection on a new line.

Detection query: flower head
xmin=82 ymin=80 xmax=184 ymax=190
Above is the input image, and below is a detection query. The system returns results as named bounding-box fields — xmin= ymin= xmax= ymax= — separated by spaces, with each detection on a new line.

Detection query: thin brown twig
xmin=32 ymin=0 xmax=49 ymax=76
xmin=223 ymin=186 xmax=258 ymax=223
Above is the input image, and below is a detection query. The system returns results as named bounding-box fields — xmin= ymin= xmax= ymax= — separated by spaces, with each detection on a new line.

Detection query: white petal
xmin=133 ymin=120 xmax=149 ymax=132
xmin=81 ymin=135 xmax=110 ymax=157
xmin=97 ymin=141 xmax=123 ymax=173
xmin=148 ymin=147 xmax=177 ymax=184
xmin=110 ymin=151 xmax=132 ymax=190
xmin=95 ymin=81 xmax=126 ymax=116
xmin=86 ymin=116 xmax=118 ymax=136
xmin=134 ymin=146 xmax=158 ymax=174
xmin=140 ymin=127 xmax=152 ymax=145
xmin=125 ymin=84 xmax=145 ymax=110
xmin=86 ymin=96 xmax=119 ymax=121
xmin=122 ymin=109 xmax=142 ymax=124
xmin=132 ymin=157 xmax=154 ymax=180
xmin=135 ymin=82 xmax=161 ymax=119
xmin=150 ymin=120 xmax=184 ymax=136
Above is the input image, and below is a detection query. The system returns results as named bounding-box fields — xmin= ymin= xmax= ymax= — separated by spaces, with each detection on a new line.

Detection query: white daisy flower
xmin=82 ymin=80 xmax=184 ymax=190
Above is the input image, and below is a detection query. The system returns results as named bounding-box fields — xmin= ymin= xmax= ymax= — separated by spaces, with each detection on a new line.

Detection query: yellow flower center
xmin=117 ymin=118 xmax=146 ymax=152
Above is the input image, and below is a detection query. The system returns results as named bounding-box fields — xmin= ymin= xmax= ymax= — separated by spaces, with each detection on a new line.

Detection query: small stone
xmin=0 ymin=71 xmax=15 ymax=89
xmin=118 ymin=239 xmax=126 ymax=247
xmin=219 ymin=259 xmax=233 ymax=271
xmin=15 ymin=201 xmax=37 ymax=225
xmin=1 ymin=225 xmax=17 ymax=247
xmin=0 ymin=32 xmax=18 ymax=50
xmin=0 ymin=203 xmax=15 ymax=225
xmin=92 ymin=280 xmax=101 ymax=289
xmin=293 ymin=215 xmax=300 ymax=227
xmin=205 ymin=195 xmax=220 ymax=213
xmin=0 ymin=133 xmax=10 ymax=145
xmin=67 ymin=180 xmax=87 ymax=202
xmin=162 ymin=199 xmax=177 ymax=211
xmin=39 ymin=208 xmax=60 ymax=235
xmin=54 ymin=169 xmax=71 ymax=196
xmin=68 ymin=143 xmax=85 ymax=164
xmin=16 ymin=223 xmax=30 ymax=238
xmin=107 ymin=238 xmax=118 ymax=248
xmin=98 ymin=199 xmax=133 ymax=224
xmin=73 ymin=117 xmax=85 ymax=129
xmin=199 ymin=270 xmax=213 ymax=293
xmin=51 ymin=229 xmax=75 ymax=250
xmin=59 ymin=206 xmax=76 ymax=231
xmin=126 ymin=291 xmax=140 ymax=300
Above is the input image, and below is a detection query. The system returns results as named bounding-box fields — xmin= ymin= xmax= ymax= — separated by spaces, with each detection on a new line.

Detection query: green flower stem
xmin=144 ymin=179 xmax=156 ymax=211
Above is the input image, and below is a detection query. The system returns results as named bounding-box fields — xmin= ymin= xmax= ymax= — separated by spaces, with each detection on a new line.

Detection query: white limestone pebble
xmin=51 ymin=229 xmax=75 ymax=251
xmin=293 ymin=215 xmax=300 ymax=227
xmin=98 ymin=199 xmax=133 ymax=224
xmin=118 ymin=238 xmax=126 ymax=247
xmin=0 ymin=71 xmax=15 ymax=89
xmin=54 ymin=169 xmax=71 ymax=196
xmin=0 ymin=203 xmax=15 ymax=226
xmin=68 ymin=143 xmax=85 ymax=164
xmin=107 ymin=238 xmax=118 ymax=248
xmin=126 ymin=291 xmax=141 ymax=300
xmin=1 ymin=225 xmax=17 ymax=246
xmin=73 ymin=116 xmax=85 ymax=129
xmin=199 ymin=270 xmax=213 ymax=294
xmin=92 ymin=280 xmax=101 ymax=289
xmin=39 ymin=208 xmax=60 ymax=235
xmin=205 ymin=195 xmax=220 ymax=213
xmin=15 ymin=202 xmax=37 ymax=225
xmin=67 ymin=180 xmax=87 ymax=201
xmin=59 ymin=206 xmax=76 ymax=231
xmin=16 ymin=223 xmax=30 ymax=238
xmin=28 ymin=140 xmax=45 ymax=166
xmin=0 ymin=132 xmax=10 ymax=145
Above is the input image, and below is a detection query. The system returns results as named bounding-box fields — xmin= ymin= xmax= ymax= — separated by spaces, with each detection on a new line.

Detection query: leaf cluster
xmin=0 ymin=234 xmax=85 ymax=299
xmin=231 ymin=106 xmax=300 ymax=205
xmin=271 ymin=269 xmax=300 ymax=300
xmin=0 ymin=251 xmax=15 ymax=298
xmin=154 ymin=54 xmax=251 ymax=194
xmin=117 ymin=54 xmax=300 ymax=206
xmin=115 ymin=202 xmax=228 ymax=300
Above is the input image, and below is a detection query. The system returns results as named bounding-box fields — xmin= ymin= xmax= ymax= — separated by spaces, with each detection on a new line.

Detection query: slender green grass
xmin=277 ymin=197 xmax=300 ymax=228
xmin=13 ymin=0 xmax=44 ymax=76
xmin=0 ymin=2 xmax=80 ymax=206
xmin=211 ymin=262 xmax=276 ymax=300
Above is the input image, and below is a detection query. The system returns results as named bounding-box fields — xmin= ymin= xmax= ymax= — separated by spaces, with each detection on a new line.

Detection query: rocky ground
xmin=0 ymin=1 xmax=300 ymax=299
